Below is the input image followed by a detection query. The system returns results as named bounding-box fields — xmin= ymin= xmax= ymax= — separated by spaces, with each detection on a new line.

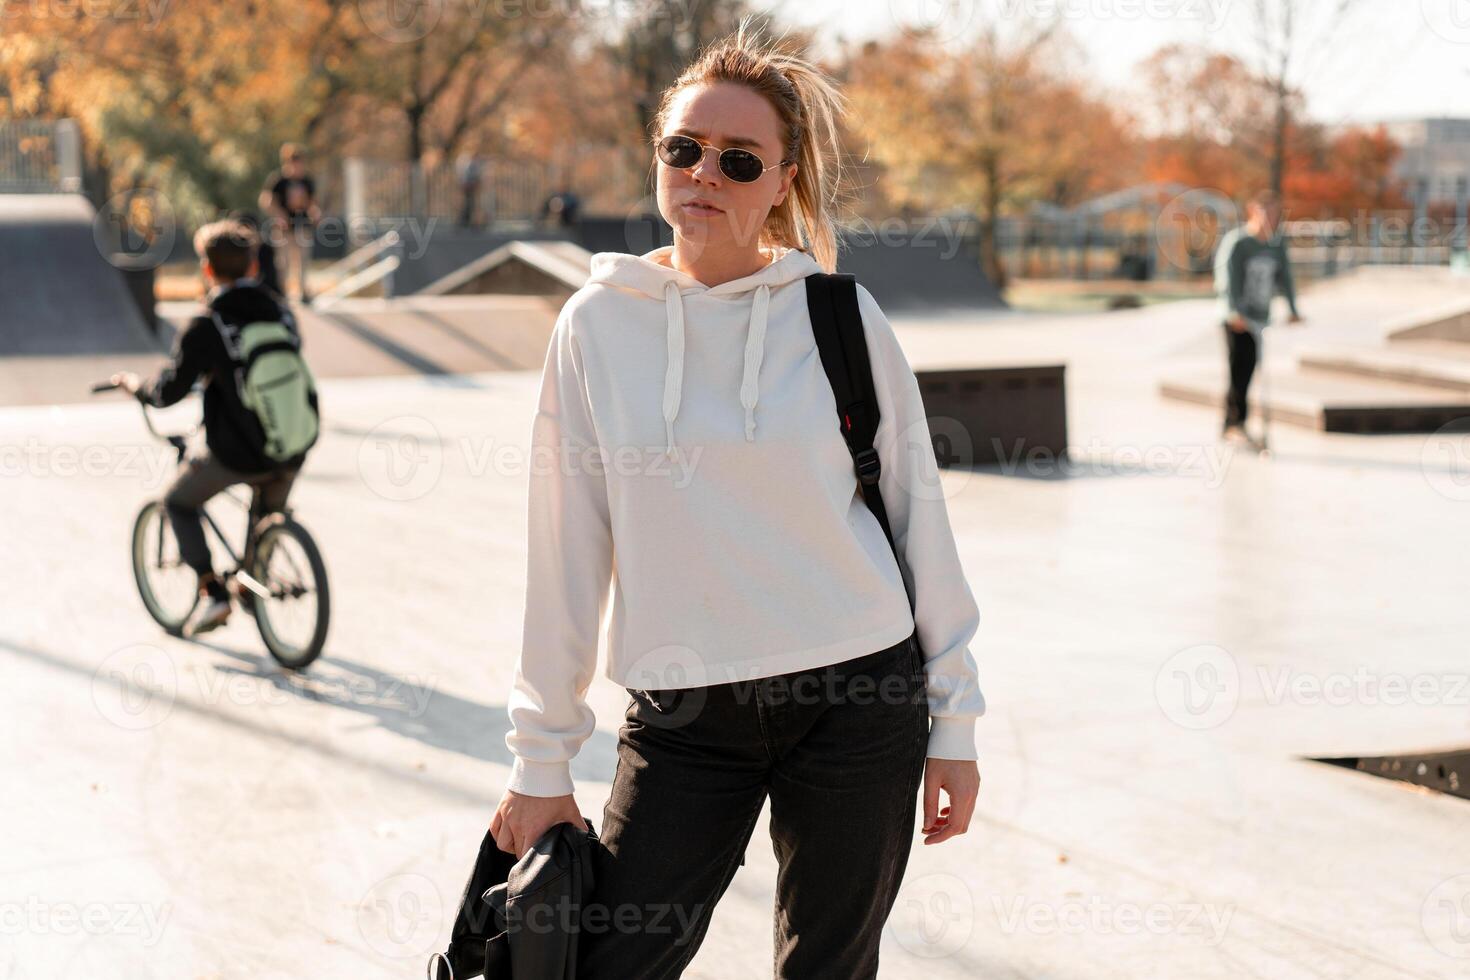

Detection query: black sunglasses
xmin=655 ymin=134 xmax=789 ymax=183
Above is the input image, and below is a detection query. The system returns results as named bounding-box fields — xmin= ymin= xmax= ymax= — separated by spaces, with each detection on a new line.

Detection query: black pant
xmin=163 ymin=450 xmax=301 ymax=577
xmin=577 ymin=632 xmax=930 ymax=979
xmin=1223 ymin=321 xmax=1258 ymax=429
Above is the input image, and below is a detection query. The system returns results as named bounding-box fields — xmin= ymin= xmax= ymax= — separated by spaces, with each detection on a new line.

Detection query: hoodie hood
xmin=585 ymin=244 xmax=823 ymax=461
xmin=207 ymin=277 xmax=293 ymax=326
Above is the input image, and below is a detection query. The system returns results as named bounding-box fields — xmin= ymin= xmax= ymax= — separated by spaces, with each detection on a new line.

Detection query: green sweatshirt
xmin=1214 ymin=226 xmax=1299 ymax=329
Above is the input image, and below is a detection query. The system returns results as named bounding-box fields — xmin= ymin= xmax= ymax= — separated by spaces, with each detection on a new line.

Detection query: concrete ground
xmin=2 ymin=269 xmax=1469 ymax=978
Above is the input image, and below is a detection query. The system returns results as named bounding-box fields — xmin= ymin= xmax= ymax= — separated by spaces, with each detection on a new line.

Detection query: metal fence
xmin=342 ymin=155 xmax=643 ymax=228
xmin=0 ymin=119 xmax=82 ymax=193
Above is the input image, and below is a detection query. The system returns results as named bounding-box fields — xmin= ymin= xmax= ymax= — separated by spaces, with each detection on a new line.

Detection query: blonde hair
xmin=651 ymin=19 xmax=848 ymax=272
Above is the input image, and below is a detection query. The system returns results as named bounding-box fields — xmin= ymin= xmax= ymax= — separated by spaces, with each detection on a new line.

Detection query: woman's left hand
xmin=920 ymin=758 xmax=979 ymax=845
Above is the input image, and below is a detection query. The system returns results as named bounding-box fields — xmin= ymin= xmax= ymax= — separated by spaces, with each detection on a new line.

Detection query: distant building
xmin=1377 ymin=118 xmax=1470 ymax=214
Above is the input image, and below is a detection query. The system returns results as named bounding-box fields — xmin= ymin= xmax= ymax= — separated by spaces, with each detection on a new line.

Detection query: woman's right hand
xmin=491 ymin=788 xmax=589 ymax=859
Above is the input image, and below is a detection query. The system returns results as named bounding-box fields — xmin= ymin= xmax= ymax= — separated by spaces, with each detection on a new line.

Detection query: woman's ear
xmin=772 ymin=162 xmax=798 ymax=208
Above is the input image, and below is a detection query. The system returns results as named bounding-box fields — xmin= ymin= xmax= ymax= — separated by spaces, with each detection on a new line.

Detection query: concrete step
xmin=1158 ymin=365 xmax=1470 ymax=433
xmin=1297 ymin=339 xmax=1470 ymax=393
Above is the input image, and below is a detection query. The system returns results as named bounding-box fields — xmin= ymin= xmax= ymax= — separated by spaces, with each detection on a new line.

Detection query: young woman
xmin=490 ymin=23 xmax=986 ymax=979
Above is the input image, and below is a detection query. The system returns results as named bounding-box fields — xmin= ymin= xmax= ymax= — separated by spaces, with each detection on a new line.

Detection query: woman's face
xmin=655 ymin=81 xmax=797 ymax=256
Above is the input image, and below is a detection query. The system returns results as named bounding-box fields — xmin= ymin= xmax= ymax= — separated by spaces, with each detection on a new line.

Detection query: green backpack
xmin=212 ymin=311 xmax=319 ymax=464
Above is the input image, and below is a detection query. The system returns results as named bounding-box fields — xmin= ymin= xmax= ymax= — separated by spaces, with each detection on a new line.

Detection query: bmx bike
xmin=91 ymin=379 xmax=330 ymax=670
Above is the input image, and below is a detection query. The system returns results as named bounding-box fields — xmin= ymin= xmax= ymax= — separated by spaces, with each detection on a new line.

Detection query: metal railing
xmin=0 ymin=119 xmax=82 ymax=193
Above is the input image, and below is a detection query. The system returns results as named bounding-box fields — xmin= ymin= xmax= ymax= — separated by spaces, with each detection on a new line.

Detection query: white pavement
xmin=3 ymin=269 xmax=1469 ymax=978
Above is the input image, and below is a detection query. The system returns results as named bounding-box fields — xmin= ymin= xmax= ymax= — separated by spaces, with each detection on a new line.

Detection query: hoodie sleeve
xmin=502 ymin=307 xmax=614 ymax=797
xmin=856 ymin=284 xmax=986 ymax=761
xmin=142 ymin=316 xmax=212 ymax=408
xmin=1215 ymin=228 xmax=1246 ymax=319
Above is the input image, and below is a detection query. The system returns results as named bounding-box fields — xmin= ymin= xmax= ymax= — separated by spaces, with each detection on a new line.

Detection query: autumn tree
xmin=1243 ymin=0 xmax=1362 ymax=195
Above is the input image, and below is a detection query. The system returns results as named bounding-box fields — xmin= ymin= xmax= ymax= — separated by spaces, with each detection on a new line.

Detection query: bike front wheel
xmin=131 ymin=501 xmax=199 ymax=635
xmin=247 ymin=513 xmax=330 ymax=670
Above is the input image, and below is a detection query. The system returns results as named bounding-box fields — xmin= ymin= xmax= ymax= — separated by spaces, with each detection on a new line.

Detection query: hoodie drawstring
xmin=740 ymin=284 xmax=770 ymax=441
xmin=662 ymin=281 xmax=685 ymax=461
xmin=661 ymin=281 xmax=772 ymax=460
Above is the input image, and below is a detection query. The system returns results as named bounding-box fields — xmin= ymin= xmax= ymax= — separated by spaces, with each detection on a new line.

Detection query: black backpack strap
xmin=805 ymin=272 xmax=916 ymax=615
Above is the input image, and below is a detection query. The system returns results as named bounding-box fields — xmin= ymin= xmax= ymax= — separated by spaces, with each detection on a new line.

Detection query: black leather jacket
xmin=431 ymin=819 xmax=599 ymax=979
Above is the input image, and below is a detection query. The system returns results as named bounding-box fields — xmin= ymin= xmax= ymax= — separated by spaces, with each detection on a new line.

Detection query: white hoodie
xmin=504 ymin=243 xmax=986 ymax=797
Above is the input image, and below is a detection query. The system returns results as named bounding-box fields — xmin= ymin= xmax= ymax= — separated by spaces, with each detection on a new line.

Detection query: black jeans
xmin=1223 ymin=320 xmax=1258 ymax=429
xmin=163 ymin=450 xmax=301 ymax=577
xmin=577 ymin=632 xmax=930 ymax=980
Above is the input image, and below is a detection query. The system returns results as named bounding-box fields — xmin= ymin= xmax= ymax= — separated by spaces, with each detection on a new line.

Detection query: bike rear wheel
xmin=131 ymin=501 xmax=198 ymax=635
xmin=248 ymin=513 xmax=330 ymax=670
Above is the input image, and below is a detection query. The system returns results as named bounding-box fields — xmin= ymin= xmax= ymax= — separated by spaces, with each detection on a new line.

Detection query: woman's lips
xmin=680 ymin=201 xmax=724 ymax=217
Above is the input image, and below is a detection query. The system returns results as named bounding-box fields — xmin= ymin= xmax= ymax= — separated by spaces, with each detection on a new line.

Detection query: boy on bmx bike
xmin=111 ymin=219 xmax=319 ymax=637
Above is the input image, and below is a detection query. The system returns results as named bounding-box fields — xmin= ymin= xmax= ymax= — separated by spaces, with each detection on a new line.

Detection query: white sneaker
xmin=186 ymin=597 xmax=231 ymax=636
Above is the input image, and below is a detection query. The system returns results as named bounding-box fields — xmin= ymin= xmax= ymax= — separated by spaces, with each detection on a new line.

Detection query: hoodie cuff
xmin=506 ymin=758 xmax=575 ymax=798
xmin=925 ymin=716 xmax=978 ymax=761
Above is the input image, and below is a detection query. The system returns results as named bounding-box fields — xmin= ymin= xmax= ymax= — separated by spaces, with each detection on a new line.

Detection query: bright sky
xmin=768 ymin=0 xmax=1470 ymax=127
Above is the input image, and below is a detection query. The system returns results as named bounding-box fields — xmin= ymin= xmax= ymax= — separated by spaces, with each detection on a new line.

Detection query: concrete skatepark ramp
xmin=0 ymin=194 xmax=159 ymax=356
xmin=379 ymin=217 xmax=1006 ymax=315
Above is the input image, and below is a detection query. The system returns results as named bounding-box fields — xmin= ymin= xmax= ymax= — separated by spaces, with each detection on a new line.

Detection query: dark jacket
xmin=431 ymin=819 xmax=599 ymax=980
xmin=143 ymin=280 xmax=314 ymax=474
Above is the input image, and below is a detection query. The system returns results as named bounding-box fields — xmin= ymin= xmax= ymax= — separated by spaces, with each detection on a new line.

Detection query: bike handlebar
xmin=90 ymin=378 xmax=197 ymax=453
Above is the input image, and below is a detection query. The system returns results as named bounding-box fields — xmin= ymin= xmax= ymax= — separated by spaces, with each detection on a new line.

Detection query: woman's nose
xmin=689 ymin=147 xmax=722 ymax=185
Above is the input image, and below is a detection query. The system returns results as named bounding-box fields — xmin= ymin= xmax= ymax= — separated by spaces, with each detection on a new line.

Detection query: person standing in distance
xmin=1215 ymin=189 xmax=1306 ymax=448
xmin=259 ymin=143 xmax=320 ymax=305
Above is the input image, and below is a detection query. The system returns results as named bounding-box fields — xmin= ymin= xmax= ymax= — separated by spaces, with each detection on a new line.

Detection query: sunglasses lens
xmin=720 ymin=149 xmax=764 ymax=182
xmin=658 ymin=136 xmax=703 ymax=169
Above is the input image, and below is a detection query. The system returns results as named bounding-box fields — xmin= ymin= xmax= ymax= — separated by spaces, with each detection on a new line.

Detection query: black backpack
xmin=804 ymin=272 xmax=918 ymax=618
